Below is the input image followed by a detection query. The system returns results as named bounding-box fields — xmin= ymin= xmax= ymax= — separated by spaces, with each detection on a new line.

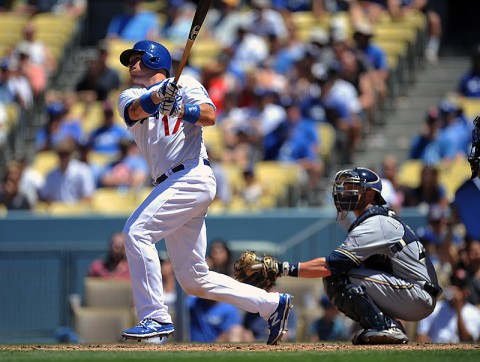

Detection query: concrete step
xmin=352 ymin=54 xmax=470 ymax=169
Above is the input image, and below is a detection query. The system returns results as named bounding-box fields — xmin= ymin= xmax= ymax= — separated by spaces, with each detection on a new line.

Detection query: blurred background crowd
xmin=1 ymin=0 xmax=480 ymax=344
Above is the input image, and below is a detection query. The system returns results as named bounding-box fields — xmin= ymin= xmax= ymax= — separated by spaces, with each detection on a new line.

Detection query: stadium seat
xmin=438 ymin=157 xmax=471 ymax=201
xmin=91 ymin=188 xmax=138 ymax=214
xmin=35 ymin=201 xmax=92 ymax=215
xmin=317 ymin=122 xmax=336 ymax=166
xmin=31 ymin=151 xmax=59 ymax=177
xmin=84 ymin=277 xmax=134 ymax=307
xmin=457 ymin=97 xmax=480 ymax=120
xmin=397 ymin=159 xmax=423 ymax=188
xmin=72 ymin=306 xmax=134 ymax=343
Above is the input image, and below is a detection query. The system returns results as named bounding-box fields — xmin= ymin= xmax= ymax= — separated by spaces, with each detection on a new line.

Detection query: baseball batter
xmin=276 ymin=167 xmax=442 ymax=344
xmin=116 ymin=40 xmax=292 ymax=344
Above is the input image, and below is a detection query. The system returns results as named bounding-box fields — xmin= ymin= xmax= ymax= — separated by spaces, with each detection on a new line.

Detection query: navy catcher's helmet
xmin=332 ymin=167 xmax=387 ymax=212
xmin=120 ymin=40 xmax=172 ymax=76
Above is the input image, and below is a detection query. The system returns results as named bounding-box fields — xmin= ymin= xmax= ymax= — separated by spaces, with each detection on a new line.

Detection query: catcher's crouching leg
xmin=323 ymin=274 xmax=389 ymax=330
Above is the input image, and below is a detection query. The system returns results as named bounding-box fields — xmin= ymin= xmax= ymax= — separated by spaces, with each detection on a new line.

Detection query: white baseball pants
xmin=123 ymin=158 xmax=279 ymax=323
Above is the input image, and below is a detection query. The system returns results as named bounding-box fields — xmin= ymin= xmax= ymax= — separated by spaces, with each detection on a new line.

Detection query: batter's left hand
xmin=159 ymin=94 xmax=182 ymax=117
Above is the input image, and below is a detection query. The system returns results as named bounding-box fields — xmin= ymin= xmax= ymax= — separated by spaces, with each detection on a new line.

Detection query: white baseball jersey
xmin=117 ymin=75 xmax=213 ymax=181
xmin=118 ymin=74 xmax=280 ymax=325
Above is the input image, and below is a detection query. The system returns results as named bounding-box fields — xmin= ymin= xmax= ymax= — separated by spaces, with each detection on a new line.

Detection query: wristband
xmin=140 ymin=92 xmax=159 ymax=114
xmin=182 ymin=104 xmax=200 ymax=124
xmin=287 ymin=262 xmax=299 ymax=277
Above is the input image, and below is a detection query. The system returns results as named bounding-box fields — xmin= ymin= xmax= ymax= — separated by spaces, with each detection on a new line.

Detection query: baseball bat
xmin=173 ymin=0 xmax=213 ymax=83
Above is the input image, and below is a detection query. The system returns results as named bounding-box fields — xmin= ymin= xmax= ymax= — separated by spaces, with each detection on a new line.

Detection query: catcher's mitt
xmin=233 ymin=250 xmax=280 ymax=291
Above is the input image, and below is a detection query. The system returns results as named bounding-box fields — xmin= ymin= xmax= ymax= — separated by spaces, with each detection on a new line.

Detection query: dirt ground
xmin=1 ymin=343 xmax=478 ymax=352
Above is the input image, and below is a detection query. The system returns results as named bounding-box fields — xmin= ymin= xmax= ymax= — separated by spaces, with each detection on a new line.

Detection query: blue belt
xmin=156 ymin=159 xmax=210 ymax=184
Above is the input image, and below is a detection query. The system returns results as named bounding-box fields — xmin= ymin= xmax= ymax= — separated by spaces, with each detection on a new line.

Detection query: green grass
xmin=0 ymin=350 xmax=478 ymax=362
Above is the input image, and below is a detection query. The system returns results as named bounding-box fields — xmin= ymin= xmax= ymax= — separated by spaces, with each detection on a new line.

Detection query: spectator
xmin=239 ymin=167 xmax=265 ymax=208
xmin=35 ymin=100 xmax=83 ymax=151
xmin=437 ymin=99 xmax=471 ymax=162
xmin=409 ymin=107 xmax=446 ymax=165
xmin=225 ymin=22 xmax=269 ymax=84
xmin=16 ymin=155 xmax=45 ymax=208
xmin=278 ymin=100 xmax=323 ymax=194
xmin=207 ymin=0 xmax=245 ymax=48
xmin=455 ymin=238 xmax=480 ymax=307
xmin=88 ymin=231 xmax=130 ymax=280
xmin=13 ymin=22 xmax=57 ymax=82
xmin=352 ymin=22 xmax=389 ymax=111
xmin=338 ymin=46 xmax=376 ymax=131
xmin=402 ymin=164 xmax=449 ymax=209
xmin=188 ymin=296 xmax=245 ymax=342
xmin=0 ymin=160 xmax=31 ymax=211
xmin=244 ymin=0 xmax=288 ymax=40
xmin=396 ymin=0 xmax=443 ymax=63
xmin=38 ymin=138 xmax=95 ymax=205
xmin=206 ymin=146 xmax=232 ymax=206
xmin=306 ymin=61 xmax=362 ymax=164
xmin=75 ymin=41 xmax=121 ymax=102
xmin=163 ymin=2 xmax=197 ymax=45
xmin=98 ymin=137 xmax=149 ymax=190
xmin=416 ymin=268 xmax=480 ymax=343
xmin=160 ymin=255 xmax=177 ymax=310
xmin=105 ymin=0 xmax=159 ymax=41
xmin=206 ymin=239 xmax=234 ymax=277
xmin=416 ymin=205 xmax=462 ymax=285
xmin=379 ymin=154 xmax=405 ymax=212
xmin=15 ymin=42 xmax=48 ymax=97
xmin=0 ymin=102 xmax=6 ymax=147
xmin=0 ymin=57 xmax=33 ymax=110
xmin=308 ymin=295 xmax=352 ymax=341
xmin=458 ymin=43 xmax=480 ymax=98
xmin=87 ymin=100 xmax=131 ymax=156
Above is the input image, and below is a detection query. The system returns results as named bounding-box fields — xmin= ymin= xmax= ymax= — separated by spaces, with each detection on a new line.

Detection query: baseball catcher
xmin=235 ymin=167 xmax=442 ymax=345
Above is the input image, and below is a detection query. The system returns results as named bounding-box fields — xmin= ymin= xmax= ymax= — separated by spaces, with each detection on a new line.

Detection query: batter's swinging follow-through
xmin=116 ymin=0 xmax=293 ymax=345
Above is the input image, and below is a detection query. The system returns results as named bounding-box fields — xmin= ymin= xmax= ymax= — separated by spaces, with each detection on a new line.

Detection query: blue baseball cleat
xmin=267 ymin=293 xmax=293 ymax=345
xmin=122 ymin=319 xmax=174 ymax=340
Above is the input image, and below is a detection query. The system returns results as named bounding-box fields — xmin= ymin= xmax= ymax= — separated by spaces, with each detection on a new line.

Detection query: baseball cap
xmin=353 ymin=22 xmax=374 ymax=37
xmin=438 ymin=99 xmax=457 ymax=114
xmin=47 ymin=101 xmax=67 ymax=117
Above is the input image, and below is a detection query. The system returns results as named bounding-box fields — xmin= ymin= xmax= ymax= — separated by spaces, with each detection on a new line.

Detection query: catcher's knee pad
xmin=323 ymin=275 xmax=388 ymax=330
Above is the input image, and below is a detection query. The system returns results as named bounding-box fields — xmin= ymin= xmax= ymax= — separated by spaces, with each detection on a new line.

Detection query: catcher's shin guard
xmin=323 ymin=275 xmax=389 ymax=330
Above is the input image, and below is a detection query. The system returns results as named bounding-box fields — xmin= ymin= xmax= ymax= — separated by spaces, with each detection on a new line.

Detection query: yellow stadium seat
xmin=457 ymin=97 xmax=480 ymax=120
xmin=72 ymin=307 xmax=134 ymax=343
xmin=438 ymin=158 xmax=472 ymax=201
xmin=34 ymin=201 xmax=92 ymax=215
xmin=0 ymin=13 xmax=29 ymax=34
xmin=91 ymin=188 xmax=138 ymax=215
xmin=84 ymin=277 xmax=134 ymax=307
xmin=203 ymin=126 xmax=225 ymax=156
xmin=397 ymin=159 xmax=424 ymax=188
xmin=317 ymin=122 xmax=336 ymax=162
xmin=31 ymin=151 xmax=59 ymax=177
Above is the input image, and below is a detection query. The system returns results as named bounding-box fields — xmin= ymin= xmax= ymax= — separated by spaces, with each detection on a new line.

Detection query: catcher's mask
xmin=468 ymin=116 xmax=480 ymax=179
xmin=120 ymin=40 xmax=172 ymax=77
xmin=332 ymin=167 xmax=386 ymax=217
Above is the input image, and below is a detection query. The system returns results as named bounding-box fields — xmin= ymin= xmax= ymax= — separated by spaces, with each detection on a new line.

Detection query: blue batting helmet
xmin=332 ymin=167 xmax=386 ymax=212
xmin=120 ymin=40 xmax=171 ymax=76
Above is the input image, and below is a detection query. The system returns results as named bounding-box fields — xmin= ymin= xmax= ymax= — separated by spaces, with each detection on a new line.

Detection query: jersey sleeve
xmin=326 ymin=216 xmax=402 ymax=275
xmin=179 ymin=75 xmax=216 ymax=109
xmin=117 ymin=87 xmax=146 ymax=126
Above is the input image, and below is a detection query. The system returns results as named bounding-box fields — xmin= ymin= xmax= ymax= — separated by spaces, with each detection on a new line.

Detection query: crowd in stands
xmin=1 ymin=0 xmax=444 ymax=212
xmin=1 ymin=0 xmax=480 ymax=344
